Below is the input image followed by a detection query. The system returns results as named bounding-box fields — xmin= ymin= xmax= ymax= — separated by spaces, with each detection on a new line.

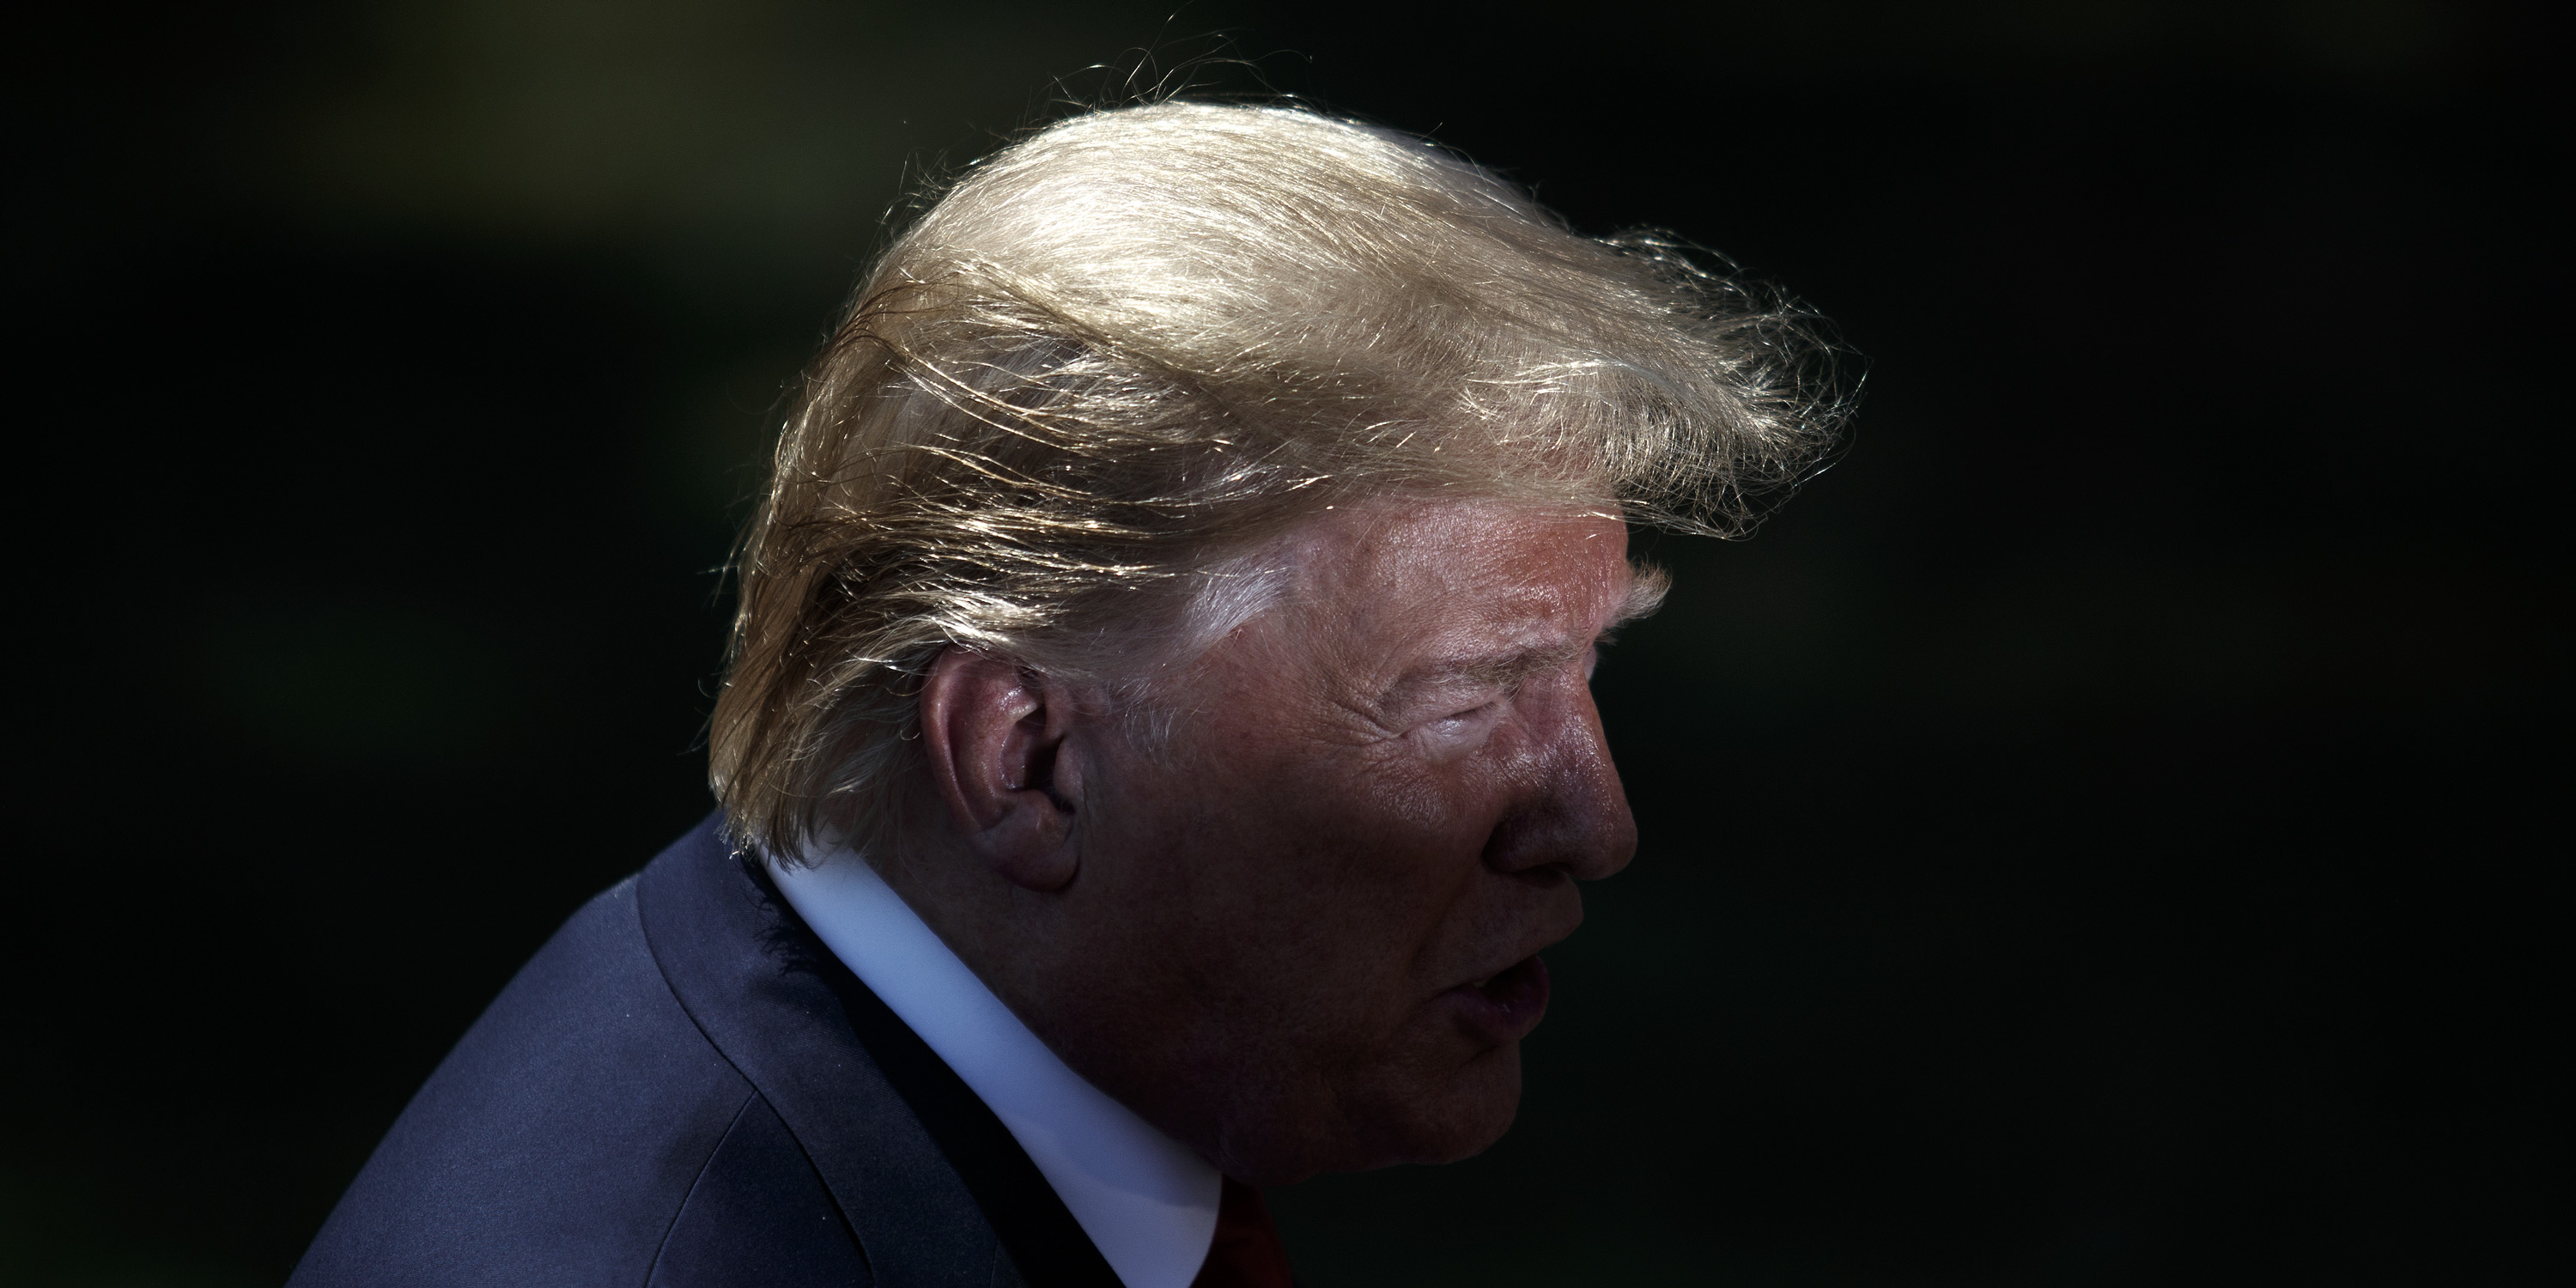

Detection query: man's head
xmin=896 ymin=499 xmax=1656 ymax=1183
xmin=711 ymin=103 xmax=1842 ymax=1182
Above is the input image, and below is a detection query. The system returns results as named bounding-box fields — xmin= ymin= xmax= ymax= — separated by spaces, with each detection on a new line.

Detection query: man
xmin=291 ymin=101 xmax=1841 ymax=1287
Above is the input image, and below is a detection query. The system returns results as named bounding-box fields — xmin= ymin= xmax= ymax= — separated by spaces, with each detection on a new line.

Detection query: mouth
xmin=1443 ymin=953 xmax=1552 ymax=1047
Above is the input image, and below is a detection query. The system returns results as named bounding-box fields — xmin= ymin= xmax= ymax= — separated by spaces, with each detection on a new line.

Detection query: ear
xmin=915 ymin=648 xmax=1084 ymax=891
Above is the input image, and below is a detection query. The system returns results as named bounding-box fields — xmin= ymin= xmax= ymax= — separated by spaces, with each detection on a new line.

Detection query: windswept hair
xmin=714 ymin=101 xmax=1849 ymax=860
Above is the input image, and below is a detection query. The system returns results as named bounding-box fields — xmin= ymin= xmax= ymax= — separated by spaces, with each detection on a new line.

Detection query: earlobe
xmin=916 ymin=649 xmax=1084 ymax=891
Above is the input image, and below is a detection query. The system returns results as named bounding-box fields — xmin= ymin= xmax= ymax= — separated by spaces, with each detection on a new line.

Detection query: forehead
xmin=1279 ymin=499 xmax=1635 ymax=653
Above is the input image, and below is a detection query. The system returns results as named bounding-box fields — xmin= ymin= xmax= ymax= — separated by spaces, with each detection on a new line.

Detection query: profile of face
xmin=902 ymin=499 xmax=1648 ymax=1184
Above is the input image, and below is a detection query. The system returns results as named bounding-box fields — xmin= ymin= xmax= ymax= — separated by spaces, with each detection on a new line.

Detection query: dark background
xmin=7 ymin=2 xmax=2559 ymax=1284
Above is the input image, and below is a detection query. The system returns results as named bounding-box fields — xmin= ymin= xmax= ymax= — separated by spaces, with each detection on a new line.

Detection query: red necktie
xmin=1191 ymin=1176 xmax=1295 ymax=1288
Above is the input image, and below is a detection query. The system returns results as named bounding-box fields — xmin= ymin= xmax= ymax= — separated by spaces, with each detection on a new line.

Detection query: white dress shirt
xmin=769 ymin=851 xmax=1223 ymax=1288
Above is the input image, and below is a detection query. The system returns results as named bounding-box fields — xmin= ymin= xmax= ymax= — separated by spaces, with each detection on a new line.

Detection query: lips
xmin=1444 ymin=953 xmax=1551 ymax=1047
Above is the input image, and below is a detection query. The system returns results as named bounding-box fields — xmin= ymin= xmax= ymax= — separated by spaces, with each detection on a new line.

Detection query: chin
xmin=1396 ymin=1040 xmax=1526 ymax=1165
xmin=1232 ymin=1040 xmax=1527 ymax=1185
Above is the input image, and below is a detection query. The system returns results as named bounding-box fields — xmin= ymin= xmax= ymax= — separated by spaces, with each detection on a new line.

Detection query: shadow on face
xmin=1026 ymin=499 xmax=1653 ymax=1183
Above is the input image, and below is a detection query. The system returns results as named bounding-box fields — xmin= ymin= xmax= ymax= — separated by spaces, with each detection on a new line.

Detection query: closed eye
xmin=1418 ymin=698 xmax=1506 ymax=748
xmin=1432 ymin=700 xmax=1501 ymax=730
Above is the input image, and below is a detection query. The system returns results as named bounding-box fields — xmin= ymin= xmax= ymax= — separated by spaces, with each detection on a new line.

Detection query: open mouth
xmin=1449 ymin=953 xmax=1551 ymax=1044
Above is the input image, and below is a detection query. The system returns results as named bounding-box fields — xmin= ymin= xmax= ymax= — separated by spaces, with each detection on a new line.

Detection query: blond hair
xmin=712 ymin=101 xmax=1848 ymax=860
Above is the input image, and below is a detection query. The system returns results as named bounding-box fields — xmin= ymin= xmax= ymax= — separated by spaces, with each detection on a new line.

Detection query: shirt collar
xmin=769 ymin=850 xmax=1223 ymax=1288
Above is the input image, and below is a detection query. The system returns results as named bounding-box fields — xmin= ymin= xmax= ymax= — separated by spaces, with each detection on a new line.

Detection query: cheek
xmin=1117 ymin=715 xmax=1509 ymax=1012
xmin=1174 ymin=744 xmax=1490 ymax=970
xmin=1349 ymin=737 xmax=1515 ymax=844
xmin=1285 ymin=755 xmax=1514 ymax=985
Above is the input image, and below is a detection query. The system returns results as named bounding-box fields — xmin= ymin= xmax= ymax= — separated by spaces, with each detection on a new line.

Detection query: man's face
xmin=1026 ymin=500 xmax=1646 ymax=1183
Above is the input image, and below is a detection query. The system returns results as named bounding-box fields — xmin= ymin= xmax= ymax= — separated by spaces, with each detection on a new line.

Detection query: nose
xmin=1479 ymin=674 xmax=1637 ymax=882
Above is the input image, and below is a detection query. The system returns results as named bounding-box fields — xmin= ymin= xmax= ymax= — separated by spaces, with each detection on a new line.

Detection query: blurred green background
xmin=7 ymin=1 xmax=2556 ymax=1284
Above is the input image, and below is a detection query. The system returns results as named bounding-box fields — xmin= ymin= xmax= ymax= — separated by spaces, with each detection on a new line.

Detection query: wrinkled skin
xmin=880 ymin=499 xmax=1649 ymax=1184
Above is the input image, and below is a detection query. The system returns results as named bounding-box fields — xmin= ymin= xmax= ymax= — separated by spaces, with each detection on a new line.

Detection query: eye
xmin=1419 ymin=700 xmax=1504 ymax=747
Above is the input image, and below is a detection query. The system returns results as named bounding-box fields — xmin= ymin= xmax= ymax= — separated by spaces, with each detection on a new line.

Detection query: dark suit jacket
xmin=290 ymin=814 xmax=1125 ymax=1288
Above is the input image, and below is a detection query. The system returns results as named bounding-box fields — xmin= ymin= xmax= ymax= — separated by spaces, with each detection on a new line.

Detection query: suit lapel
xmin=636 ymin=815 xmax=1122 ymax=1288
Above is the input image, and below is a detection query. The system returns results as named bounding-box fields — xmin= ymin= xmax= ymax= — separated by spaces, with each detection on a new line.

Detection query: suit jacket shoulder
xmin=289 ymin=816 xmax=1099 ymax=1288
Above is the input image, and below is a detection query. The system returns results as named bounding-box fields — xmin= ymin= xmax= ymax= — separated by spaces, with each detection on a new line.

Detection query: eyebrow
xmin=1379 ymin=562 xmax=1669 ymax=709
xmin=1613 ymin=562 xmax=1672 ymax=630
